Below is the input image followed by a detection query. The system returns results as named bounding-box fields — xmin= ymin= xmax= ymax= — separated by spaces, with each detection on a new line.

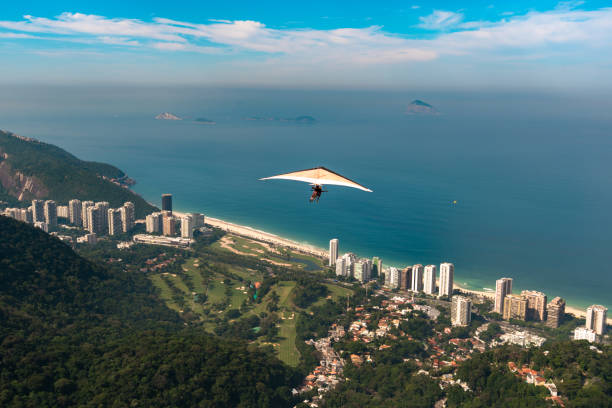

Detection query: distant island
xmin=155 ymin=112 xmax=182 ymax=120
xmin=406 ymin=99 xmax=439 ymax=115
xmin=194 ymin=118 xmax=216 ymax=125
xmin=245 ymin=115 xmax=317 ymax=124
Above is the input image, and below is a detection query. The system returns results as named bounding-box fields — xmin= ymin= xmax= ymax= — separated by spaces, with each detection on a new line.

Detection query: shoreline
xmin=172 ymin=210 xmax=609 ymax=325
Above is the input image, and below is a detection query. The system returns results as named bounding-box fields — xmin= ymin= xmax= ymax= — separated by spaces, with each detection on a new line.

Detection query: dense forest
xmin=0 ymin=130 xmax=156 ymax=218
xmin=0 ymin=216 xmax=301 ymax=407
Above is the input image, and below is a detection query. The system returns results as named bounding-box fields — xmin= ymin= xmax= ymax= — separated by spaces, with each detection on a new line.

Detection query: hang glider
xmin=260 ymin=166 xmax=373 ymax=202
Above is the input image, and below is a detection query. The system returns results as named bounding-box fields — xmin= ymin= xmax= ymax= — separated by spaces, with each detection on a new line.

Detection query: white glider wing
xmin=260 ymin=166 xmax=373 ymax=192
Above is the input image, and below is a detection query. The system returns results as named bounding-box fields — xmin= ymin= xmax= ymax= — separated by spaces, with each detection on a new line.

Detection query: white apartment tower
xmin=329 ymin=239 xmax=339 ymax=266
xmin=121 ymin=202 xmax=135 ymax=232
xmin=388 ymin=267 xmax=400 ymax=288
xmin=335 ymin=256 xmax=346 ymax=277
xmin=43 ymin=200 xmax=57 ymax=227
xmin=494 ymin=278 xmax=513 ymax=315
xmin=423 ymin=265 xmax=437 ymax=295
xmin=451 ymin=296 xmax=472 ymax=326
xmin=353 ymin=259 xmax=371 ymax=283
xmin=586 ymin=305 xmax=608 ymax=335
xmin=81 ymin=201 xmax=94 ymax=229
xmin=439 ymin=262 xmax=454 ymax=297
xmin=181 ymin=215 xmax=194 ymax=239
xmin=108 ymin=209 xmax=123 ymax=235
xmin=68 ymin=199 xmax=82 ymax=226
xmin=146 ymin=212 xmax=163 ymax=233
xmin=411 ymin=264 xmax=424 ymax=292
xmin=32 ymin=199 xmax=45 ymax=223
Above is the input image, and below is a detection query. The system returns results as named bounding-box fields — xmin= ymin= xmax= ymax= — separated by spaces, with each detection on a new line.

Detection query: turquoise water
xmin=1 ymin=86 xmax=611 ymax=310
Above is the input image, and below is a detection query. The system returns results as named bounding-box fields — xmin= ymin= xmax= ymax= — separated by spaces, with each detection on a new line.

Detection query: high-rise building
xmin=494 ymin=278 xmax=513 ymax=315
xmin=521 ymin=290 xmax=547 ymax=322
xmin=181 ymin=215 xmax=194 ymax=238
xmin=411 ymin=264 xmax=424 ymax=292
xmin=192 ymin=213 xmax=205 ymax=228
xmin=371 ymin=257 xmax=381 ymax=278
xmin=81 ymin=201 xmax=94 ymax=229
xmin=335 ymin=256 xmax=347 ymax=277
xmin=163 ymin=213 xmax=176 ymax=236
xmin=108 ymin=209 xmax=123 ymax=235
xmin=423 ymin=265 xmax=437 ymax=295
xmin=96 ymin=202 xmax=110 ymax=230
xmin=87 ymin=205 xmax=105 ymax=235
xmin=329 ymin=239 xmax=339 ymax=266
xmin=546 ymin=297 xmax=566 ymax=328
xmin=146 ymin=212 xmax=163 ymax=233
xmin=34 ymin=221 xmax=49 ymax=232
xmin=586 ymin=305 xmax=608 ymax=335
xmin=32 ymin=199 xmax=45 ymax=222
xmin=57 ymin=205 xmax=69 ymax=219
xmin=353 ymin=259 xmax=371 ymax=283
xmin=121 ymin=202 xmax=135 ymax=232
xmin=68 ymin=199 xmax=82 ymax=226
xmin=439 ymin=262 xmax=454 ymax=297
xmin=451 ymin=296 xmax=472 ymax=326
xmin=388 ymin=267 xmax=400 ymax=288
xmin=161 ymin=194 xmax=172 ymax=214
xmin=19 ymin=208 xmax=33 ymax=224
xmin=503 ymin=294 xmax=527 ymax=320
xmin=43 ymin=200 xmax=57 ymax=228
xmin=400 ymin=266 xmax=412 ymax=290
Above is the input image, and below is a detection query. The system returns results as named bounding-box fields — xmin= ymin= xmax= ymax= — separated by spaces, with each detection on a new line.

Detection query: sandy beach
xmin=173 ymin=211 xmax=609 ymax=325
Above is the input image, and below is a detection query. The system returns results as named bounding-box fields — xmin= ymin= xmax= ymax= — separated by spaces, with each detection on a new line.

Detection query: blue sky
xmin=1 ymin=1 xmax=611 ymax=88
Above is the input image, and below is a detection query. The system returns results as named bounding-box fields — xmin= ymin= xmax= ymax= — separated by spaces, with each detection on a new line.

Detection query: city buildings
xmin=372 ymin=257 xmax=382 ymax=278
xmin=337 ymin=253 xmax=356 ymax=278
xmin=81 ymin=201 xmax=94 ymax=229
xmin=503 ymin=294 xmax=527 ymax=320
xmin=57 ymin=205 xmax=69 ymax=219
xmin=451 ymin=296 xmax=472 ymax=326
xmin=353 ymin=259 xmax=371 ymax=283
xmin=329 ymin=239 xmax=339 ymax=267
xmin=573 ymin=327 xmax=598 ymax=343
xmin=32 ymin=199 xmax=45 ymax=223
xmin=146 ymin=212 xmax=163 ymax=233
xmin=181 ymin=215 xmax=194 ymax=239
xmin=388 ymin=267 xmax=399 ymax=288
xmin=521 ymin=290 xmax=547 ymax=322
xmin=439 ymin=263 xmax=454 ymax=297
xmin=161 ymin=193 xmax=172 ymax=214
xmin=68 ymin=199 xmax=82 ymax=226
xmin=494 ymin=278 xmax=513 ymax=315
xmin=43 ymin=200 xmax=57 ymax=228
xmin=192 ymin=213 xmax=205 ymax=228
xmin=400 ymin=267 xmax=411 ymax=290
xmin=411 ymin=264 xmax=424 ymax=292
xmin=108 ymin=209 xmax=123 ymax=235
xmin=546 ymin=297 xmax=565 ymax=328
xmin=121 ymin=202 xmax=135 ymax=232
xmin=133 ymin=234 xmax=191 ymax=248
xmin=335 ymin=256 xmax=346 ymax=277
xmin=586 ymin=305 xmax=608 ymax=335
xmin=423 ymin=265 xmax=437 ymax=295
xmin=163 ymin=213 xmax=176 ymax=236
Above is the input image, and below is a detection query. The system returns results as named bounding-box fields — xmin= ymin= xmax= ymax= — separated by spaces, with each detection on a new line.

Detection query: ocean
xmin=1 ymin=85 xmax=611 ymax=310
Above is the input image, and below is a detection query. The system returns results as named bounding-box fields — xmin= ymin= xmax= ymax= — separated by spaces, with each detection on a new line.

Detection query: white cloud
xmin=418 ymin=10 xmax=464 ymax=30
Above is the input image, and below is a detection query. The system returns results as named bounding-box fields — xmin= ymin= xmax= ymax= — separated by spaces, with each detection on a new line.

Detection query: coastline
xmin=172 ymin=210 xmax=609 ymax=325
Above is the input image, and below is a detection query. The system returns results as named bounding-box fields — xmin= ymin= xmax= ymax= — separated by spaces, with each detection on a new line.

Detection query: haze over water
xmin=1 ymin=85 xmax=611 ymax=310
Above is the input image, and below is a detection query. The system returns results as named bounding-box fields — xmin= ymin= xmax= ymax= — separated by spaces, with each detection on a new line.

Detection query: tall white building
xmin=87 ymin=205 xmax=106 ymax=235
xmin=336 ymin=253 xmax=356 ymax=277
xmin=43 ymin=200 xmax=57 ymax=228
xmin=57 ymin=205 xmax=69 ymax=219
xmin=423 ymin=265 xmax=437 ymax=295
xmin=353 ymin=259 xmax=371 ymax=283
xmin=146 ymin=212 xmax=163 ymax=233
xmin=411 ymin=264 xmax=424 ymax=292
xmin=32 ymin=199 xmax=45 ymax=223
xmin=388 ymin=267 xmax=400 ymax=288
xmin=68 ymin=199 xmax=82 ymax=226
xmin=586 ymin=305 xmax=608 ymax=335
xmin=439 ymin=262 xmax=454 ymax=297
xmin=335 ymin=256 xmax=346 ymax=277
xmin=96 ymin=202 xmax=110 ymax=230
xmin=121 ymin=202 xmax=135 ymax=232
xmin=108 ymin=209 xmax=123 ymax=235
xmin=451 ymin=295 xmax=472 ymax=326
xmin=181 ymin=215 xmax=194 ymax=238
xmin=81 ymin=201 xmax=94 ymax=229
xmin=494 ymin=278 xmax=513 ymax=315
xmin=192 ymin=213 xmax=205 ymax=228
xmin=329 ymin=239 xmax=339 ymax=266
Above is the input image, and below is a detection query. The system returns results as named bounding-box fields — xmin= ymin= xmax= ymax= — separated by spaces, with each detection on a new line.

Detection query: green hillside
xmin=0 ymin=216 xmax=300 ymax=407
xmin=0 ymin=130 xmax=156 ymax=218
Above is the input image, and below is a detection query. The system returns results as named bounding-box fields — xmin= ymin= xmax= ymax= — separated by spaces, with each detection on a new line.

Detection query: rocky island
xmin=406 ymin=99 xmax=439 ymax=115
xmin=155 ymin=112 xmax=182 ymax=120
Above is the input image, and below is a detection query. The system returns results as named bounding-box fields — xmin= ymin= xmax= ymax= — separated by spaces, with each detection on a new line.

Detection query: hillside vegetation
xmin=0 ymin=216 xmax=300 ymax=407
xmin=0 ymin=130 xmax=156 ymax=218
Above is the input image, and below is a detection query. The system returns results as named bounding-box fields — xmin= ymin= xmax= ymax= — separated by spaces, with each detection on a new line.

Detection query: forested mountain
xmin=0 ymin=216 xmax=300 ymax=407
xmin=0 ymin=130 xmax=156 ymax=218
